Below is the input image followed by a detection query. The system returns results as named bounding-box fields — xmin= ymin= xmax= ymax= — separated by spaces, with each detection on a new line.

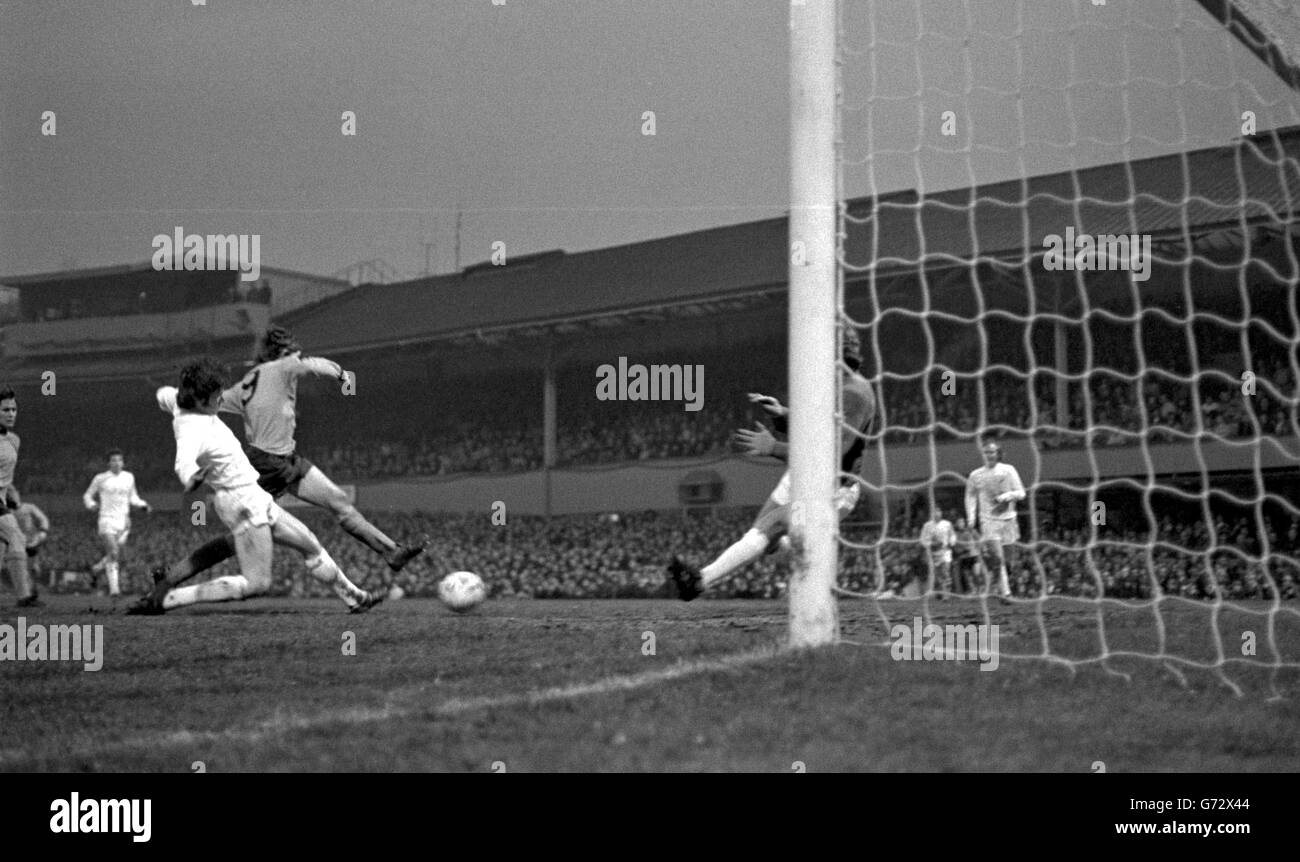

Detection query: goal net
xmin=789 ymin=0 xmax=1300 ymax=696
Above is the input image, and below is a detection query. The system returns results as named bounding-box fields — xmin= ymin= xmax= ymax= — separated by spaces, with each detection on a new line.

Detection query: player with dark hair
xmin=965 ymin=439 xmax=1025 ymax=601
xmin=0 ymin=386 xmax=40 ymax=607
xmin=666 ymin=327 xmax=876 ymax=600
xmin=129 ymin=358 xmax=383 ymax=614
xmin=140 ymin=325 xmax=425 ymax=603
xmin=84 ymin=448 xmax=150 ymax=597
xmin=951 ymin=516 xmax=981 ymax=595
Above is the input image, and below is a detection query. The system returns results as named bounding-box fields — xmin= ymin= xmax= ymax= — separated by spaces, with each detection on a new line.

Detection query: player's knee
xmin=243 ymin=569 xmax=273 ymax=595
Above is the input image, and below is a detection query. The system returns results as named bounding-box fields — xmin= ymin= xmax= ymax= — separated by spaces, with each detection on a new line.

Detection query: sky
xmin=1 ymin=0 xmax=1298 ymax=283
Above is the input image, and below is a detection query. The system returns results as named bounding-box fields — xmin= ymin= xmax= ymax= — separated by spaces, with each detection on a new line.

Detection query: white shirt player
xmin=83 ymin=469 xmax=147 ymax=533
xmin=965 ymin=461 xmax=1026 ymax=526
xmin=919 ymin=518 xmax=956 ymax=556
xmin=157 ymin=387 xmax=261 ymax=492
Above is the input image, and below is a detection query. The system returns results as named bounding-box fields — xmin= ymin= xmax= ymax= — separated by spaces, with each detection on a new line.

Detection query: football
xmin=437 ymin=570 xmax=487 ymax=613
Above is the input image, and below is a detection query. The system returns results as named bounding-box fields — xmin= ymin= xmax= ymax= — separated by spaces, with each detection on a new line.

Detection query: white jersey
xmin=157 ymin=387 xmax=261 ymax=491
xmin=83 ymin=470 xmax=146 ymax=528
xmin=919 ymin=518 xmax=956 ymax=551
xmin=965 ymin=461 xmax=1026 ymax=525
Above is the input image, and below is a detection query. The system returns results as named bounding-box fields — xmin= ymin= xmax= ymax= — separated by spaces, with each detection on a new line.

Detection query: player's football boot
xmin=666 ymin=556 xmax=703 ymax=602
xmin=385 ymin=537 xmax=429 ymax=572
xmin=15 ymin=593 xmax=42 ymax=608
xmin=349 ymin=588 xmax=387 ymax=614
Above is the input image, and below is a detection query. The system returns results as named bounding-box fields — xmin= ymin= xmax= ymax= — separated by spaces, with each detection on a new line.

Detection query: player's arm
xmin=32 ymin=505 xmax=50 ymax=532
xmin=295 ymin=354 xmax=345 ymax=381
xmin=82 ymin=474 xmax=101 ymax=510
xmin=997 ymin=464 xmax=1027 ymax=503
xmin=174 ymin=430 xmax=206 ymax=493
xmin=156 ymin=386 xmax=179 ymax=414
xmin=733 ymin=422 xmax=787 ymax=460
xmin=217 ymin=384 xmax=243 ymax=415
xmin=128 ymin=477 xmax=150 ymax=511
xmin=965 ymin=474 xmax=978 ymax=527
xmin=747 ymin=393 xmax=789 ymax=433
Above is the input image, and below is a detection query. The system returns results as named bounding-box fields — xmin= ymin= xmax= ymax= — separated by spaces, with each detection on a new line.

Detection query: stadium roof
xmin=849 ymin=127 xmax=1300 ymax=274
xmin=288 ymin=127 xmax=1300 ymax=355
xmin=0 ymin=261 xmax=350 ymax=289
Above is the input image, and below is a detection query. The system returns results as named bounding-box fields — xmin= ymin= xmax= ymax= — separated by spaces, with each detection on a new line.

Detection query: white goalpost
xmin=787 ymin=0 xmax=841 ymax=648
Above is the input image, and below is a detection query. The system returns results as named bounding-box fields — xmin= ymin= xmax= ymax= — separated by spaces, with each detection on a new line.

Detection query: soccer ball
xmin=438 ymin=571 xmax=487 ymax=613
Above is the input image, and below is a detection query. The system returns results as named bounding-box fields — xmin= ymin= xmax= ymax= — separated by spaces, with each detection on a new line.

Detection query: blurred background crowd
xmin=17 ymin=505 xmax=1298 ymax=603
xmin=14 ymin=334 xmax=1295 ymax=494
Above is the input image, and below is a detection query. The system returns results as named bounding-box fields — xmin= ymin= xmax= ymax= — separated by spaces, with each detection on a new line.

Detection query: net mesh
xmin=831 ymin=0 xmax=1300 ymax=697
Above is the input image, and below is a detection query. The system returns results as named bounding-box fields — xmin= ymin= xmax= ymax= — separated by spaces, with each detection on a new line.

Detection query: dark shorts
xmin=247 ymin=447 xmax=314 ymax=499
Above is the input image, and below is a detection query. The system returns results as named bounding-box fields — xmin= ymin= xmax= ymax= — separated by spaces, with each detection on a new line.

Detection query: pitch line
xmin=0 ymin=644 xmax=786 ymax=765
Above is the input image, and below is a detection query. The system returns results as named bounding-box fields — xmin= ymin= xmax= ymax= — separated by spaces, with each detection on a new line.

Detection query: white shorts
xmin=770 ymin=471 xmax=861 ymax=518
xmin=980 ymin=517 xmax=1019 ymax=546
xmin=98 ymin=522 xmax=130 ymax=544
xmin=213 ymin=484 xmax=280 ymax=535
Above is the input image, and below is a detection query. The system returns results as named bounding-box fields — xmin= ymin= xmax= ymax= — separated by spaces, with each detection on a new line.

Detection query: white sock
xmin=305 ymin=550 xmax=366 ymax=607
xmin=106 ymin=561 xmax=120 ymax=596
xmin=999 ymin=566 xmax=1011 ymax=596
xmin=701 ymin=529 xmax=770 ymax=589
xmin=163 ymin=575 xmax=250 ymax=608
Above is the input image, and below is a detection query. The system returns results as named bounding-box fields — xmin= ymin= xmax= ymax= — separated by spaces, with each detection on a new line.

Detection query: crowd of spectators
xmin=21 ymin=505 xmax=1299 ymax=604
xmin=7 ymin=323 xmax=1295 ymax=493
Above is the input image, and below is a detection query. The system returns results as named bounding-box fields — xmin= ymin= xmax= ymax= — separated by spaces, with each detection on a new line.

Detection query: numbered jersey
xmin=219 ymin=352 xmax=341 ymax=456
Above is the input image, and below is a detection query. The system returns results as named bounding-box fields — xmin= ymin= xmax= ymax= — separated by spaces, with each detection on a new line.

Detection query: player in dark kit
xmin=666 ymin=327 xmax=876 ymax=600
xmin=132 ymin=326 xmax=425 ymax=612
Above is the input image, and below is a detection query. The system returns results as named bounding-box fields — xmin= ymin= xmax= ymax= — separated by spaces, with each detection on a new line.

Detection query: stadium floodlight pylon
xmin=787 ymin=0 xmax=841 ymax=649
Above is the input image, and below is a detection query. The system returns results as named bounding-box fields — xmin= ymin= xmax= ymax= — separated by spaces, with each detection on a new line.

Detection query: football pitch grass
xmin=2 ymin=595 xmax=1298 ymax=772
